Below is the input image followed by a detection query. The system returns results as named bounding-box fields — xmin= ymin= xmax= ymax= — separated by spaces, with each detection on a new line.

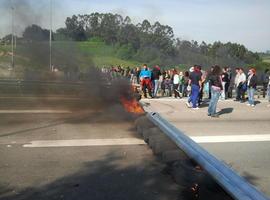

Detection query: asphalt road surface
xmin=142 ymin=97 xmax=270 ymax=198
xmin=0 ymin=96 xmax=180 ymax=200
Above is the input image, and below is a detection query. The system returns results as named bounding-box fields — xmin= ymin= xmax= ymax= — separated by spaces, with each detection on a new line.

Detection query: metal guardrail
xmin=0 ymin=79 xmax=85 ymax=86
xmin=147 ymin=112 xmax=269 ymax=200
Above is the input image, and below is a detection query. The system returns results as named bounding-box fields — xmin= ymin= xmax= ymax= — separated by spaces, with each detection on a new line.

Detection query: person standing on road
xmin=197 ymin=66 xmax=204 ymax=106
xmin=221 ymin=67 xmax=230 ymax=100
xmin=183 ymin=71 xmax=189 ymax=97
xmin=208 ymin=66 xmax=214 ymax=99
xmin=173 ymin=70 xmax=180 ymax=98
xmin=178 ymin=71 xmax=184 ymax=97
xmin=186 ymin=65 xmax=202 ymax=109
xmin=139 ymin=64 xmax=152 ymax=98
xmin=238 ymin=68 xmax=247 ymax=103
xmin=234 ymin=68 xmax=241 ymax=101
xmin=267 ymin=78 xmax=270 ymax=107
xmin=207 ymin=65 xmax=223 ymax=118
xmin=135 ymin=67 xmax=141 ymax=84
xmin=262 ymin=69 xmax=270 ymax=98
xmin=151 ymin=65 xmax=161 ymax=98
xmin=227 ymin=67 xmax=233 ymax=99
xmin=246 ymin=68 xmax=257 ymax=107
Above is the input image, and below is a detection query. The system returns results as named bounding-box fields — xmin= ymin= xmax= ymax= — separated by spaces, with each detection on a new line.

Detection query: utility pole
xmin=14 ymin=32 xmax=16 ymax=49
xmin=11 ymin=6 xmax=14 ymax=68
xmin=49 ymin=0 xmax=52 ymax=71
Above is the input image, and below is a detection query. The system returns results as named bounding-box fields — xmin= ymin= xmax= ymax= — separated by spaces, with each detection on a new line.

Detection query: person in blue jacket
xmin=139 ymin=64 xmax=152 ymax=98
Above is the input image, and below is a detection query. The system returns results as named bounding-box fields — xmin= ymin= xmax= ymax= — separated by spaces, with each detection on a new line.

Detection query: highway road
xmin=141 ymin=97 xmax=270 ymax=198
xmin=0 ymin=96 xmax=180 ymax=200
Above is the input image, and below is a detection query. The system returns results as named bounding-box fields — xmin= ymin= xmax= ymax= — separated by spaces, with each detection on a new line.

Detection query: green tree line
xmin=54 ymin=12 xmax=261 ymax=67
xmin=1 ymin=12 xmax=267 ymax=68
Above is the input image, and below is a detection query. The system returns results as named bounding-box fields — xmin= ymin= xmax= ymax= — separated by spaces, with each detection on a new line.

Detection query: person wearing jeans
xmin=190 ymin=84 xmax=200 ymax=108
xmin=208 ymin=87 xmax=221 ymax=117
xmin=247 ymin=87 xmax=255 ymax=106
xmin=186 ymin=66 xmax=202 ymax=109
xmin=151 ymin=65 xmax=161 ymax=97
xmin=207 ymin=65 xmax=223 ymax=117
xmin=238 ymin=68 xmax=247 ymax=103
xmin=139 ymin=64 xmax=152 ymax=98
xmin=246 ymin=68 xmax=257 ymax=107
xmin=153 ymin=79 xmax=159 ymax=97
xmin=221 ymin=67 xmax=230 ymax=100
xmin=262 ymin=69 xmax=269 ymax=98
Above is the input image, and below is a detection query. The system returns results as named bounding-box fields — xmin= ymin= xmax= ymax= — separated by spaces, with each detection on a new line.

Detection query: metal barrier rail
xmin=0 ymin=79 xmax=85 ymax=86
xmin=147 ymin=112 xmax=269 ymax=200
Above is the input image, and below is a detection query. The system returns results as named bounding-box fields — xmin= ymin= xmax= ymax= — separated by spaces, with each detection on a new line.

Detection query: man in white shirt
xmin=173 ymin=71 xmax=180 ymax=98
xmin=238 ymin=68 xmax=247 ymax=102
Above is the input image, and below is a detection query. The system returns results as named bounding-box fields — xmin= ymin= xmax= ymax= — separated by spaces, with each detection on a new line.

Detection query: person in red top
xmin=139 ymin=64 xmax=152 ymax=98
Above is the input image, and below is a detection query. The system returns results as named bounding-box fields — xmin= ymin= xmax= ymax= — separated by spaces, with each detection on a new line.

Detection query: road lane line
xmin=0 ymin=110 xmax=72 ymax=114
xmin=23 ymin=138 xmax=146 ymax=147
xmin=190 ymin=134 xmax=270 ymax=143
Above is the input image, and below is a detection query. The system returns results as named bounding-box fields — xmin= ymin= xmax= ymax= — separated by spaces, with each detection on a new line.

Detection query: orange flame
xmin=120 ymin=97 xmax=144 ymax=114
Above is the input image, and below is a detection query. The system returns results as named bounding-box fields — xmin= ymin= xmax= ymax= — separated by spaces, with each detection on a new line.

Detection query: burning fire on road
xmin=120 ymin=96 xmax=144 ymax=114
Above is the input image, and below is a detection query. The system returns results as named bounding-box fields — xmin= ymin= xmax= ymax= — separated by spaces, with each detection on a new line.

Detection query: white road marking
xmin=190 ymin=134 xmax=270 ymax=143
xmin=23 ymin=138 xmax=146 ymax=147
xmin=0 ymin=110 xmax=72 ymax=114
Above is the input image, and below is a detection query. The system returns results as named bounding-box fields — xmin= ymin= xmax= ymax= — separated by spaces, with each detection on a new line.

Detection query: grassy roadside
xmin=0 ymin=41 xmax=140 ymax=70
xmin=77 ymin=41 xmax=140 ymax=67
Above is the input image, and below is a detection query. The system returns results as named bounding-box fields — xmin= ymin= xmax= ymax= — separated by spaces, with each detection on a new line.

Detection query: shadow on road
xmin=0 ymin=151 xmax=235 ymax=200
xmin=254 ymin=100 xmax=261 ymax=105
xmin=218 ymin=108 xmax=234 ymax=116
xmin=0 ymin=152 xmax=180 ymax=200
xmin=242 ymin=171 xmax=260 ymax=186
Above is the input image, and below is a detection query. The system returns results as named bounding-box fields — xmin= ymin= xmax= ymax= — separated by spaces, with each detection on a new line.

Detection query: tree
xmin=65 ymin=15 xmax=87 ymax=41
xmin=99 ymin=13 xmax=122 ymax=44
xmin=118 ymin=24 xmax=140 ymax=50
xmin=57 ymin=12 xmax=261 ymax=67
xmin=23 ymin=24 xmax=50 ymax=41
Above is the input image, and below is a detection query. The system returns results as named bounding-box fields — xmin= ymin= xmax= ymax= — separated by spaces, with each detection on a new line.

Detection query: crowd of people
xmin=103 ymin=65 xmax=270 ymax=117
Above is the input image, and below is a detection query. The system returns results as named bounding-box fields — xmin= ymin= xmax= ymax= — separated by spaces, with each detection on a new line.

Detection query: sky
xmin=0 ymin=0 xmax=270 ymax=52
